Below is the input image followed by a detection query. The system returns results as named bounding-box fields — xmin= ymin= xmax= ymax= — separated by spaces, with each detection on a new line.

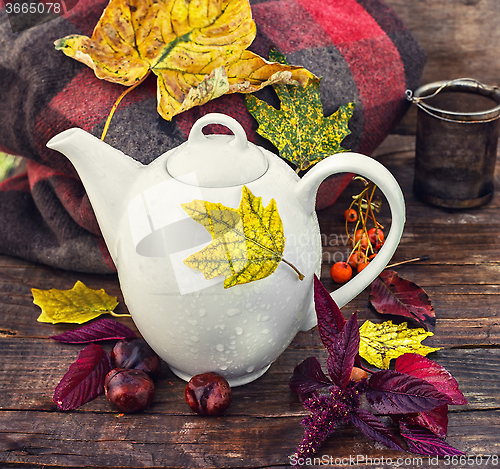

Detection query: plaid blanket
xmin=0 ymin=0 xmax=425 ymax=273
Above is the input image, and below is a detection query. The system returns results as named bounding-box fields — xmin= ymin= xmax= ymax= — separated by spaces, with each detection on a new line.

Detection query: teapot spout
xmin=47 ymin=128 xmax=144 ymax=261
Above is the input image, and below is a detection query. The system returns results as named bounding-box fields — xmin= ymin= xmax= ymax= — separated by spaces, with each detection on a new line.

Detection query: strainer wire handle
xmin=406 ymin=78 xmax=500 ymax=124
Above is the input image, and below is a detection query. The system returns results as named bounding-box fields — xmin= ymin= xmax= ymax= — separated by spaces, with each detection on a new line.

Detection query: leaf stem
xmin=101 ymin=71 xmax=151 ymax=141
xmin=109 ymin=311 xmax=132 ymax=318
xmin=281 ymin=258 xmax=305 ymax=280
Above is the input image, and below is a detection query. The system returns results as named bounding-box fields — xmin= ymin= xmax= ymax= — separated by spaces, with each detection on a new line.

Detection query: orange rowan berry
xmin=357 ymin=262 xmax=369 ymax=273
xmin=344 ymin=208 xmax=357 ymax=223
xmin=330 ymin=262 xmax=352 ymax=284
xmin=348 ymin=251 xmax=367 ymax=268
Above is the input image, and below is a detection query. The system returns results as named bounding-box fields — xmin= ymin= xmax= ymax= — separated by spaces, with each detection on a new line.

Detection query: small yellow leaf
xmin=359 ymin=320 xmax=440 ymax=369
xmin=32 ymin=281 xmax=120 ymax=324
xmin=182 ymin=185 xmax=300 ymax=288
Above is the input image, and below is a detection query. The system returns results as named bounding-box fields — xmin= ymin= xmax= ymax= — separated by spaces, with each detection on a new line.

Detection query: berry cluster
xmin=331 ymin=180 xmax=385 ymax=284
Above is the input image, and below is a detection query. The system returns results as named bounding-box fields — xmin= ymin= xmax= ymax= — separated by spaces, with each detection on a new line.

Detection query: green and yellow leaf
xmin=359 ymin=320 xmax=440 ymax=369
xmin=33 ymin=281 xmax=121 ymax=324
xmin=245 ymin=49 xmax=354 ymax=171
xmin=182 ymin=185 xmax=301 ymax=288
xmin=54 ymin=0 xmax=315 ymax=120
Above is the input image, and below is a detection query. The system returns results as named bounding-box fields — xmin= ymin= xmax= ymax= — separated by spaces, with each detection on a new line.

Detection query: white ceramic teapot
xmin=47 ymin=113 xmax=405 ymax=386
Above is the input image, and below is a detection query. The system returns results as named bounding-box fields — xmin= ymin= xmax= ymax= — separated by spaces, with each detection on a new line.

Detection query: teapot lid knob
xmin=166 ymin=113 xmax=268 ymax=188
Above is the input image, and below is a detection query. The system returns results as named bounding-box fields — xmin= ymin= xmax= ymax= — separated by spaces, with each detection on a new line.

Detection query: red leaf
xmin=314 ymin=275 xmax=346 ymax=351
xmin=395 ymin=354 xmax=467 ymax=405
xmin=350 ymin=408 xmax=404 ymax=451
xmin=400 ymin=422 xmax=465 ymax=456
xmin=405 ymin=405 xmax=449 ymax=439
xmin=369 ymin=270 xmax=436 ymax=331
xmin=50 ymin=318 xmax=137 ymax=344
xmin=327 ymin=312 xmax=360 ymax=389
xmin=367 ymin=370 xmax=453 ymax=414
xmin=289 ymin=357 xmax=332 ymax=394
xmin=53 ymin=343 xmax=112 ymax=411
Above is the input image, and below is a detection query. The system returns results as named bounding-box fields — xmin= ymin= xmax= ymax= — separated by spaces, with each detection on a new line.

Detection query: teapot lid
xmin=166 ymin=113 xmax=268 ymax=188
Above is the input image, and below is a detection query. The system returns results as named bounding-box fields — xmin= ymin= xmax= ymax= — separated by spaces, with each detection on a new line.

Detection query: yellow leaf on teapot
xmin=182 ymin=185 xmax=302 ymax=288
xmin=359 ymin=320 xmax=440 ymax=369
xmin=32 ymin=281 xmax=121 ymax=324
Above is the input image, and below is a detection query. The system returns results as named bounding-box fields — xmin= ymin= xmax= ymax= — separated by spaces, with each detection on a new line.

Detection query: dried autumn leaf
xmin=182 ymin=185 xmax=303 ymax=288
xmin=33 ymin=281 xmax=121 ymax=324
xmin=54 ymin=0 xmax=314 ymax=121
xmin=53 ymin=343 xmax=112 ymax=411
xmin=358 ymin=320 xmax=440 ymax=369
xmin=245 ymin=49 xmax=354 ymax=171
xmin=50 ymin=318 xmax=137 ymax=344
xmin=369 ymin=270 xmax=436 ymax=331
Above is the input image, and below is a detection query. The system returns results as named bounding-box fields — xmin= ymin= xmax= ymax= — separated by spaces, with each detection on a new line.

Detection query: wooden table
xmin=1 ymin=135 xmax=499 ymax=468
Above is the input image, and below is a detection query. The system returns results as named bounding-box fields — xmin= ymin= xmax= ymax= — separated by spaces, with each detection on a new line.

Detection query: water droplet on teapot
xmin=235 ymin=327 xmax=243 ymax=335
xmin=199 ymin=309 xmax=206 ymax=317
xmin=216 ymin=344 xmax=225 ymax=352
xmin=246 ymin=365 xmax=255 ymax=373
xmin=226 ymin=308 xmax=240 ymax=317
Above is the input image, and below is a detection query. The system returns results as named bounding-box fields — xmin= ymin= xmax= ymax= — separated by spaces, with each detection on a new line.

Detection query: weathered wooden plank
xmin=0 ymin=407 xmax=496 ymax=468
xmin=1 ymin=339 xmax=498 ymax=414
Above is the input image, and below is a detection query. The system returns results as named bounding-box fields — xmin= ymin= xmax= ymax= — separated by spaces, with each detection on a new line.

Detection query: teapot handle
xmin=296 ymin=152 xmax=405 ymax=325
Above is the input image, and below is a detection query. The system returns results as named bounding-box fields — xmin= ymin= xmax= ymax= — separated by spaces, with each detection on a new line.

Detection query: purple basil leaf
xmin=400 ymin=422 xmax=465 ymax=456
xmin=404 ymin=404 xmax=449 ymax=439
xmin=367 ymin=370 xmax=453 ymax=415
xmin=395 ymin=354 xmax=467 ymax=406
xmin=289 ymin=356 xmax=332 ymax=394
xmin=314 ymin=275 xmax=346 ymax=351
xmin=327 ymin=312 xmax=360 ymax=388
xmin=350 ymin=408 xmax=404 ymax=451
xmin=53 ymin=343 xmax=112 ymax=411
xmin=369 ymin=270 xmax=436 ymax=332
xmin=50 ymin=318 xmax=137 ymax=344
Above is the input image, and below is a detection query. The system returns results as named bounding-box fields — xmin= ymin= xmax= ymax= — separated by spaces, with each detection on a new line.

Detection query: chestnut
xmin=111 ymin=338 xmax=161 ymax=378
xmin=104 ymin=368 xmax=155 ymax=413
xmin=185 ymin=372 xmax=232 ymax=416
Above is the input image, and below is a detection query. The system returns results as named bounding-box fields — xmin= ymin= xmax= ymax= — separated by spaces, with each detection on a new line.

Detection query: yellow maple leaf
xmin=54 ymin=0 xmax=315 ymax=121
xmin=359 ymin=320 xmax=440 ymax=369
xmin=32 ymin=281 xmax=124 ymax=324
xmin=182 ymin=185 xmax=303 ymax=288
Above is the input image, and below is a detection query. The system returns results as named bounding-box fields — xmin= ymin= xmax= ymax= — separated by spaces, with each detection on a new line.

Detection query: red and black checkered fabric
xmin=0 ymin=0 xmax=425 ymax=273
